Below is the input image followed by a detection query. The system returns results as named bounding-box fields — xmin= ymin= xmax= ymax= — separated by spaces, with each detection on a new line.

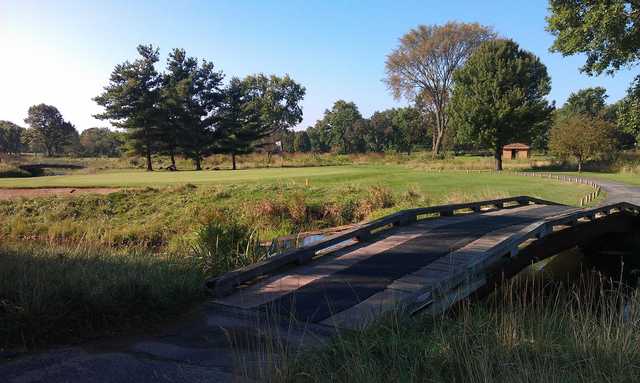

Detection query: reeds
xmin=247 ymin=271 xmax=640 ymax=382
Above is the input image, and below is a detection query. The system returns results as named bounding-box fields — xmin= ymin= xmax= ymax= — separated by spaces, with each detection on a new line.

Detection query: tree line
xmin=94 ymin=45 xmax=305 ymax=171
xmin=1 ymin=110 xmax=123 ymax=159
xmin=276 ymin=101 xmax=426 ymax=155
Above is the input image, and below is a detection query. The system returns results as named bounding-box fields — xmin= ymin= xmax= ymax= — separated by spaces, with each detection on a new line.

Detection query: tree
xmin=0 ymin=121 xmax=25 ymax=157
xmin=616 ymin=78 xmax=640 ymax=146
xmin=385 ymin=22 xmax=495 ymax=156
xmin=306 ymin=122 xmax=332 ymax=153
xmin=23 ymin=104 xmax=78 ymax=156
xmin=449 ymin=39 xmax=553 ymax=171
xmin=367 ymin=111 xmax=394 ymax=152
xmin=242 ymin=74 xmax=305 ymax=151
xmin=391 ymin=107 xmax=425 ymax=155
xmin=94 ymin=45 xmax=162 ymax=171
xmin=214 ymin=78 xmax=261 ymax=170
xmin=293 ymin=130 xmax=311 ymax=152
xmin=278 ymin=130 xmax=296 ymax=152
xmin=214 ymin=74 xmax=305 ymax=169
xmin=315 ymin=100 xmax=364 ymax=153
xmin=79 ymin=127 xmax=124 ymax=156
xmin=161 ymin=49 xmax=225 ymax=170
xmin=549 ymin=114 xmax=617 ymax=172
xmin=560 ymin=87 xmax=609 ymax=118
xmin=547 ymin=1 xmax=640 ymax=76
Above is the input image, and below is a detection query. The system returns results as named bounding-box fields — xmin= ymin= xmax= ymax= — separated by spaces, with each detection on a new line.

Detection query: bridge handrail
xmin=407 ymin=201 xmax=640 ymax=314
xmin=207 ymin=195 xmax=561 ymax=297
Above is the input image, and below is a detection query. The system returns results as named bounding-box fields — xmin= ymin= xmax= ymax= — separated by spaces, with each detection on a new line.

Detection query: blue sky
xmin=1 ymin=0 xmax=637 ymax=131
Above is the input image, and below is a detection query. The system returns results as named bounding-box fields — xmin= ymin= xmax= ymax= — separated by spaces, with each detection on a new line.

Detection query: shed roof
xmin=503 ymin=143 xmax=530 ymax=150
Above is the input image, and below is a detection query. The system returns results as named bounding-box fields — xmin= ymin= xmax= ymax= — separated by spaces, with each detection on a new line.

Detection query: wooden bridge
xmin=208 ymin=193 xmax=640 ymax=330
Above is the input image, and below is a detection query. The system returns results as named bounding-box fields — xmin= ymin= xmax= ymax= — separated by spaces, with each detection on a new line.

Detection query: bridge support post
xmin=296 ymin=250 xmax=315 ymax=265
xmin=355 ymin=229 xmax=373 ymax=242
xmin=440 ymin=209 xmax=454 ymax=217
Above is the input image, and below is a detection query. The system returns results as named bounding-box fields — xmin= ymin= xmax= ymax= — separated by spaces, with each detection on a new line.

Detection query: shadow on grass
xmin=0 ymin=244 xmax=206 ymax=351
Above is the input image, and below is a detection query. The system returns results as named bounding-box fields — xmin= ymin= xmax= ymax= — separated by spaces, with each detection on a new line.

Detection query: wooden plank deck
xmin=209 ymin=197 xmax=640 ymax=330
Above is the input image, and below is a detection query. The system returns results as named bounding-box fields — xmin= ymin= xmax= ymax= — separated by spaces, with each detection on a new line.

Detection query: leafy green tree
xmin=293 ymin=130 xmax=311 ymax=152
xmin=277 ymin=129 xmax=296 ymax=152
xmin=161 ymin=49 xmax=225 ymax=170
xmin=560 ymin=87 xmax=609 ymax=118
xmin=0 ymin=121 xmax=25 ymax=156
xmin=616 ymin=79 xmax=640 ymax=146
xmin=242 ymin=74 xmax=305 ymax=140
xmin=450 ymin=39 xmax=553 ymax=170
xmin=550 ymin=114 xmax=617 ymax=172
xmin=79 ymin=127 xmax=123 ymax=157
xmin=367 ymin=111 xmax=394 ymax=152
xmin=94 ymin=45 xmax=162 ymax=171
xmin=547 ymin=1 xmax=640 ymax=76
xmin=215 ymin=74 xmax=305 ymax=169
xmin=23 ymin=104 xmax=78 ymax=156
xmin=391 ymin=107 xmax=425 ymax=155
xmin=385 ymin=22 xmax=496 ymax=155
xmin=306 ymin=122 xmax=331 ymax=153
xmin=315 ymin=100 xmax=364 ymax=153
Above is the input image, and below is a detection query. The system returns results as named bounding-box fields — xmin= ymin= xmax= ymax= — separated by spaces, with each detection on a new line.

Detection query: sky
xmin=1 ymin=0 xmax=638 ymax=132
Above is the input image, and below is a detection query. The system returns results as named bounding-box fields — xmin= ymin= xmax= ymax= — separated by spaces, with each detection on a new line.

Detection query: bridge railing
xmin=207 ymin=195 xmax=561 ymax=297
xmin=408 ymin=201 xmax=640 ymax=315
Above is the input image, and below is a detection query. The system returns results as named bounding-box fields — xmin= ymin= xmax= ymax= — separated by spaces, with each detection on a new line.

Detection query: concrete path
xmin=2 ymin=176 xmax=639 ymax=383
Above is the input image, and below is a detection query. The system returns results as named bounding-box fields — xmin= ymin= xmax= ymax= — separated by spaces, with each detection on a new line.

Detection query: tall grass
xmin=191 ymin=217 xmax=267 ymax=275
xmin=0 ymin=243 xmax=206 ymax=350
xmin=252 ymin=272 xmax=640 ymax=382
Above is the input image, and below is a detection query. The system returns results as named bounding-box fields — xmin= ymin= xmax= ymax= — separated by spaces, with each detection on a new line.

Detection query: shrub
xmin=192 ymin=218 xmax=266 ymax=276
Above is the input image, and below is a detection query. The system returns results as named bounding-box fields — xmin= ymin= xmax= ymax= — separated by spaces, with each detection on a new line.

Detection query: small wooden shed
xmin=502 ymin=143 xmax=530 ymax=160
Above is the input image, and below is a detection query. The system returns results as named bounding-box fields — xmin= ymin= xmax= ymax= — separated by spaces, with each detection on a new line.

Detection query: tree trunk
xmin=194 ymin=157 xmax=202 ymax=171
xmin=577 ymin=159 xmax=582 ymax=173
xmin=170 ymin=152 xmax=176 ymax=168
xmin=431 ymin=107 xmax=446 ymax=157
xmin=494 ymin=149 xmax=503 ymax=171
xmin=232 ymin=153 xmax=237 ymax=170
xmin=146 ymin=146 xmax=153 ymax=172
xmin=432 ymin=132 xmax=443 ymax=157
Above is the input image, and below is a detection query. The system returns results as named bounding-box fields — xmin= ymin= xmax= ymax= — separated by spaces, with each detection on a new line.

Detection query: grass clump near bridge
xmin=0 ymin=165 xmax=597 ymax=350
xmin=260 ymin=273 xmax=640 ymax=382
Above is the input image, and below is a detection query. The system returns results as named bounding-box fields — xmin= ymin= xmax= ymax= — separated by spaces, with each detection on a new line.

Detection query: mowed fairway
xmin=0 ymin=165 xmax=595 ymax=205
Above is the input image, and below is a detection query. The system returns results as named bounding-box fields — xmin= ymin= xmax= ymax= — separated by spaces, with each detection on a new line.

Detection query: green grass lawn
xmin=0 ymin=165 xmax=594 ymax=205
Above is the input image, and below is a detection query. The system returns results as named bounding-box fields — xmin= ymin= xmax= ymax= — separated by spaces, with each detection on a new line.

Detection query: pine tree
xmin=94 ymin=45 xmax=162 ymax=171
